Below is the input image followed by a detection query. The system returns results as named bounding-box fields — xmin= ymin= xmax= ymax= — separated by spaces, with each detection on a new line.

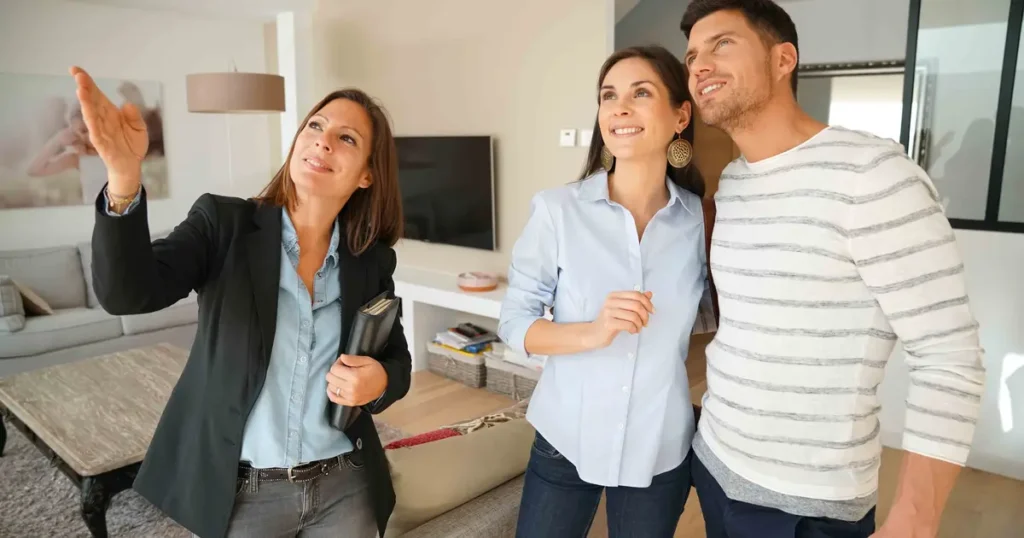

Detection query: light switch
xmin=559 ymin=129 xmax=577 ymax=147
xmin=579 ymin=129 xmax=593 ymax=147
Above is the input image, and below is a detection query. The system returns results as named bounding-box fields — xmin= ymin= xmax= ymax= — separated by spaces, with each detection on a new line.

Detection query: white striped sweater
xmin=694 ymin=126 xmax=986 ymax=520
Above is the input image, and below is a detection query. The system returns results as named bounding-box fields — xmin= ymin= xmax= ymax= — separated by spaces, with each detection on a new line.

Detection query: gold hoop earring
xmin=667 ymin=135 xmax=692 ymax=168
xmin=601 ymin=146 xmax=615 ymax=171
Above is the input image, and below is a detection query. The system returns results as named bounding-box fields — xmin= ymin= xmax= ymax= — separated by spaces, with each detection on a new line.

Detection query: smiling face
xmin=685 ymin=9 xmax=789 ymax=131
xmin=288 ymin=98 xmax=374 ymax=203
xmin=599 ymin=57 xmax=691 ymax=164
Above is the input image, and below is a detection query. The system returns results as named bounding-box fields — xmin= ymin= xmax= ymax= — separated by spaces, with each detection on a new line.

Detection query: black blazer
xmin=91 ymin=189 xmax=412 ymax=538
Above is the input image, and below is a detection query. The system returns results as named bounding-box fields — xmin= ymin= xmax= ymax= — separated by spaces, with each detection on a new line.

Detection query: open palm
xmin=69 ymin=66 xmax=148 ymax=183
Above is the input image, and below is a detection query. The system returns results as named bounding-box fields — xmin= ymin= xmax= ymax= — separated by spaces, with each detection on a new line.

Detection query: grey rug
xmin=0 ymin=420 xmax=408 ymax=537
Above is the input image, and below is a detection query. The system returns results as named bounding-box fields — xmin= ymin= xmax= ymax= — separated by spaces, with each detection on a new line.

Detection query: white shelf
xmin=392 ymin=265 xmax=507 ymax=371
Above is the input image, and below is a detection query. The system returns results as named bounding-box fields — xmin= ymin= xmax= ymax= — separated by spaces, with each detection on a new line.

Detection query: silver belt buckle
xmin=286 ymin=466 xmax=297 ymax=482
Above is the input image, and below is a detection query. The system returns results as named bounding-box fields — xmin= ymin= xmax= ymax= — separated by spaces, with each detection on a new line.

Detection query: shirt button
xmin=627 ymin=352 xmax=634 ymax=360
xmin=633 ymin=284 xmax=642 ymax=291
xmin=618 ymin=423 xmax=624 ymax=430
xmin=622 ymin=385 xmax=629 ymax=393
xmin=301 ymin=320 xmax=310 ymax=328
xmin=299 ymin=355 xmax=307 ymax=363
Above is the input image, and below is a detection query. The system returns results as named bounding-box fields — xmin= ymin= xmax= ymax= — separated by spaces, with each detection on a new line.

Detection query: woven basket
xmin=484 ymin=355 xmax=539 ymax=400
xmin=426 ymin=342 xmax=486 ymax=388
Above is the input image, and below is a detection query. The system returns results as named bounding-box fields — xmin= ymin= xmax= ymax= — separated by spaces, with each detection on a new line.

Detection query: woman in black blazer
xmin=72 ymin=66 xmax=411 ymax=538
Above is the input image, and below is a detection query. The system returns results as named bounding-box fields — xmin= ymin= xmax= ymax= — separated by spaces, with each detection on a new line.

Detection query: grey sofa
xmin=0 ymin=238 xmax=197 ymax=377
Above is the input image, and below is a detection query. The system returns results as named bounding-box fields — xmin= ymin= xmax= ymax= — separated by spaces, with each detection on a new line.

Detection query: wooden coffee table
xmin=0 ymin=343 xmax=188 ymax=538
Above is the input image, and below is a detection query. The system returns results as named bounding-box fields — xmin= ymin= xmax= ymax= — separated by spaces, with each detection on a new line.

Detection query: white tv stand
xmin=392 ymin=265 xmax=508 ymax=371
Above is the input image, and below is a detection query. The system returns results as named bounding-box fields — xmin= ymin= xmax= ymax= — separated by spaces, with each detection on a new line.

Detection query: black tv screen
xmin=395 ymin=136 xmax=496 ymax=251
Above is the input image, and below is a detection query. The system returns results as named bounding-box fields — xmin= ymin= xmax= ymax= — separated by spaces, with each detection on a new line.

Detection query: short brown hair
xmin=255 ymin=89 xmax=403 ymax=256
xmin=681 ymin=0 xmax=800 ymax=94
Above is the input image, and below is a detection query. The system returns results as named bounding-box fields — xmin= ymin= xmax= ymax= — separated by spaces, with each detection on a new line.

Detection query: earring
xmin=601 ymin=146 xmax=615 ymax=171
xmin=667 ymin=134 xmax=693 ymax=168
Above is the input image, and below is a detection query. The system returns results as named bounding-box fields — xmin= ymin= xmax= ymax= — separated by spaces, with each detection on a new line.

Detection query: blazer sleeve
xmin=91 ymin=188 xmax=217 ymax=315
xmin=364 ymin=245 xmax=412 ymax=414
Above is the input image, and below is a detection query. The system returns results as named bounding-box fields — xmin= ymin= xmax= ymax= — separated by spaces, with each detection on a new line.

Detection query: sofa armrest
xmin=399 ymin=474 xmax=524 ymax=538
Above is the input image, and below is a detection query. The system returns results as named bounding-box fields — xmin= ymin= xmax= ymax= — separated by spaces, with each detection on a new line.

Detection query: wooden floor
xmin=384 ymin=368 xmax=1024 ymax=538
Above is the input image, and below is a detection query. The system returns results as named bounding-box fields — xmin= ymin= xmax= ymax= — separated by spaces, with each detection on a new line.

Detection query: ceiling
xmin=616 ymin=0 xmax=816 ymax=23
xmin=68 ymin=0 xmax=315 ymax=20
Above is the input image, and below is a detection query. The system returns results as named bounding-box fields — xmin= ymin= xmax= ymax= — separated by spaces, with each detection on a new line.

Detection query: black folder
xmin=327 ymin=291 xmax=401 ymax=431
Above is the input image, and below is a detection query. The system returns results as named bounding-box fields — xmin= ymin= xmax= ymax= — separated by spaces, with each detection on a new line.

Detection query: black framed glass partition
xmin=901 ymin=0 xmax=1024 ymax=233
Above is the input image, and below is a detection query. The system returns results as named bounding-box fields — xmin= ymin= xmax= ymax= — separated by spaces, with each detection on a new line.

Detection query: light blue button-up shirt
xmin=238 ymin=208 xmax=354 ymax=468
xmin=498 ymin=170 xmax=708 ymax=488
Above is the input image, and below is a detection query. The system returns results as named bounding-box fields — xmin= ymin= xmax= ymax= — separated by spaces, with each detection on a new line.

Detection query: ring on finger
xmin=335 ymin=387 xmax=342 ymax=397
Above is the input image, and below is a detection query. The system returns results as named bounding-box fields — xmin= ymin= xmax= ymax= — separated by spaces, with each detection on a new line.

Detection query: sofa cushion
xmin=0 ymin=246 xmax=87 ymax=309
xmin=120 ymin=292 xmax=198 ymax=335
xmin=12 ymin=279 xmax=53 ymax=316
xmin=0 ymin=307 xmax=123 ymax=358
xmin=384 ymin=417 xmax=535 ymax=536
xmin=0 ymin=275 xmax=24 ymax=317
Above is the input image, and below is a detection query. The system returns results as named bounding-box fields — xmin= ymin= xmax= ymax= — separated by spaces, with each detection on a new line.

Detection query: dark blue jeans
xmin=691 ymin=451 xmax=876 ymax=538
xmin=515 ymin=433 xmax=692 ymax=538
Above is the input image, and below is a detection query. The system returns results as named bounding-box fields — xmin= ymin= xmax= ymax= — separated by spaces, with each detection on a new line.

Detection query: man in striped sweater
xmin=680 ymin=1 xmax=986 ymax=537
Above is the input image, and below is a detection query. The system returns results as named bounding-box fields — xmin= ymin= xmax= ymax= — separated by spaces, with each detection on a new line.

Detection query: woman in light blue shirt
xmin=498 ymin=45 xmax=712 ymax=537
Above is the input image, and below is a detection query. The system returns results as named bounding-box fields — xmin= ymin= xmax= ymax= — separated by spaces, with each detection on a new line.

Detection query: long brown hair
xmin=255 ymin=89 xmax=403 ymax=256
xmin=579 ymin=46 xmax=705 ymax=198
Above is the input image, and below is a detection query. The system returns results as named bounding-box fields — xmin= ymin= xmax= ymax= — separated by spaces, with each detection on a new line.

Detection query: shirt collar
xmin=577 ymin=169 xmax=696 ymax=215
xmin=281 ymin=207 xmax=342 ymax=268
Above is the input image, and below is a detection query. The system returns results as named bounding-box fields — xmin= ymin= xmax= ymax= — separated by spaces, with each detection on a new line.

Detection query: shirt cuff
xmin=103 ymin=185 xmax=142 ymax=216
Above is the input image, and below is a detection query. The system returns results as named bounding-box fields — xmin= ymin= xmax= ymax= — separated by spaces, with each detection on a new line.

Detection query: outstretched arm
xmin=92 ymin=189 xmax=216 ymax=315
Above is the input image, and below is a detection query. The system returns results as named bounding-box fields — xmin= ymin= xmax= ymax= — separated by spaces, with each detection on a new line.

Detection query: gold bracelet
xmin=107 ymin=185 xmax=141 ymax=214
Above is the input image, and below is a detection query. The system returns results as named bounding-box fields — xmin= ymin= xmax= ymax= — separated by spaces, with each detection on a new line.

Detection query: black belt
xmin=239 ymin=453 xmax=348 ymax=483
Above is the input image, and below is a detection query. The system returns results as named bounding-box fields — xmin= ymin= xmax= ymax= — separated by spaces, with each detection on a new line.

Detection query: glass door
xmin=901 ymin=0 xmax=1024 ymax=233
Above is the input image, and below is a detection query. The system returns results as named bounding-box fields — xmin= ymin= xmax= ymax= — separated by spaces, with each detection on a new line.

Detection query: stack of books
xmin=432 ymin=322 xmax=498 ymax=355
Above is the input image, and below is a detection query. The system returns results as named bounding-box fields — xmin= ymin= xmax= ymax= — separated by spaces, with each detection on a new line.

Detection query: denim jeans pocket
xmin=234 ymin=477 xmax=248 ymax=498
xmin=343 ymin=450 xmax=366 ymax=471
xmin=531 ymin=433 xmax=564 ymax=459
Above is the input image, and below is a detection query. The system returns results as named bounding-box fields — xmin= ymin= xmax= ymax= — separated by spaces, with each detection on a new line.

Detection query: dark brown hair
xmin=680 ymin=0 xmax=800 ymax=94
xmin=255 ymin=89 xmax=403 ymax=256
xmin=580 ymin=45 xmax=704 ymax=198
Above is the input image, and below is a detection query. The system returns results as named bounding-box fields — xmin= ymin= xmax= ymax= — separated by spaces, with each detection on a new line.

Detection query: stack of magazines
xmin=432 ymin=322 xmax=498 ymax=354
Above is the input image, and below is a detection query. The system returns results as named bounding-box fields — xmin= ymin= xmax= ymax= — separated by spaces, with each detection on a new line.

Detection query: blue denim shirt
xmin=497 ymin=171 xmax=709 ymax=488
xmin=104 ymin=189 xmax=364 ymax=468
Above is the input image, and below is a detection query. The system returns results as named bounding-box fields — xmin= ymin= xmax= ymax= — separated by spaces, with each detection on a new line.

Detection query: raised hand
xmin=584 ymin=290 xmax=655 ymax=349
xmin=69 ymin=66 xmax=148 ymax=197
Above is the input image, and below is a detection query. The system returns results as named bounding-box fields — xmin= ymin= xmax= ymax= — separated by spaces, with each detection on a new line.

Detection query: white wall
xmin=311 ymin=0 xmax=610 ymax=275
xmin=0 ymin=0 xmax=275 ymax=250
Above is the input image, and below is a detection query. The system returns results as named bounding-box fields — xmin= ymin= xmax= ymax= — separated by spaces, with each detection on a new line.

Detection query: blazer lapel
xmin=337 ymin=240 xmax=370 ymax=356
xmin=247 ymin=203 xmax=282 ymax=368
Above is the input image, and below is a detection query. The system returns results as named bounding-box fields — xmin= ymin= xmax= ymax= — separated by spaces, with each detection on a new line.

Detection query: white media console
xmin=392 ymin=265 xmax=509 ymax=372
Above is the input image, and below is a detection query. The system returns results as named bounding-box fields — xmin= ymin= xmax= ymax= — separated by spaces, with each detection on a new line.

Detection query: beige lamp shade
xmin=186 ymin=72 xmax=285 ymax=113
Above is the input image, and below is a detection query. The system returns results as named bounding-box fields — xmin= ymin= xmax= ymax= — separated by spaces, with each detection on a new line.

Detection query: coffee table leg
xmin=80 ymin=465 xmax=138 ymax=538
xmin=81 ymin=475 xmax=111 ymax=538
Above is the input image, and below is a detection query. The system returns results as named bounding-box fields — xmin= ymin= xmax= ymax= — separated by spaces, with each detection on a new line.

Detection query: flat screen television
xmin=395 ymin=135 xmax=496 ymax=251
